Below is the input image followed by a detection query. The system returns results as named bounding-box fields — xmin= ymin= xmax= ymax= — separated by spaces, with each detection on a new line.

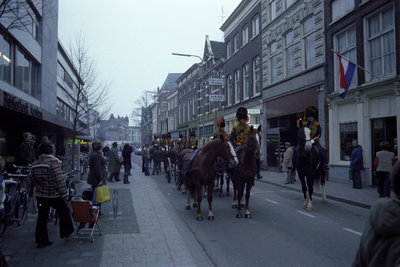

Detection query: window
xmin=234 ymin=70 xmax=240 ymax=103
xmin=285 ymin=31 xmax=294 ymax=77
xmin=242 ymin=25 xmax=249 ymax=46
xmin=227 ymin=41 xmax=232 ymax=58
xmin=234 ymin=33 xmax=240 ymax=53
xmin=269 ymin=0 xmax=276 ymax=22
xmin=227 ymin=74 xmax=233 ymax=105
xmin=15 ymin=47 xmax=38 ymax=98
xmin=303 ymin=17 xmax=315 ymax=69
xmin=366 ymin=7 xmax=395 ymax=81
xmin=64 ymin=72 xmax=73 ymax=88
xmin=332 ymin=0 xmax=355 ymax=21
xmin=340 ymin=122 xmax=357 ymax=161
xmin=270 ymin=42 xmax=278 ymax=84
xmin=335 ymin=26 xmax=356 ymax=91
xmin=0 ymin=34 xmax=11 ymax=83
xmin=252 ymin=15 xmax=260 ymax=38
xmin=243 ymin=64 xmax=249 ymax=99
xmin=189 ymin=99 xmax=192 ymax=120
xmin=193 ymin=97 xmax=196 ymax=118
xmin=253 ymin=56 xmax=261 ymax=95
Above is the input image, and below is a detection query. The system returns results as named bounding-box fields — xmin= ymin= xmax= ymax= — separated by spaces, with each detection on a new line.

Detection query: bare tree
xmin=61 ymin=31 xmax=111 ymax=145
xmin=131 ymin=91 xmax=155 ymax=126
xmin=0 ymin=0 xmax=55 ymax=33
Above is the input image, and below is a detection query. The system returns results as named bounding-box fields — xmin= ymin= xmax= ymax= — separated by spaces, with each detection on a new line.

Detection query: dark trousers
xmin=36 ymin=196 xmax=74 ymax=243
xmin=144 ymin=158 xmax=150 ymax=175
xmin=123 ymin=164 xmax=130 ymax=183
xmin=108 ymin=172 xmax=120 ymax=181
xmin=152 ymin=161 xmax=161 ymax=174
xmin=351 ymin=169 xmax=362 ymax=189
xmin=142 ymin=158 xmax=145 ymax=172
xmin=377 ymin=171 xmax=391 ymax=197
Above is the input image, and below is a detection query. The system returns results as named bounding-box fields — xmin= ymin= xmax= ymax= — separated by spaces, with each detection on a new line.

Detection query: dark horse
xmin=294 ymin=124 xmax=328 ymax=211
xmin=231 ymin=125 xmax=262 ymax=218
xmin=183 ymin=135 xmax=238 ymax=221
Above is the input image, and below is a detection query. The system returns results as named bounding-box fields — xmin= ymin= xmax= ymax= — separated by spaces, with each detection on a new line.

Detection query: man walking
xmin=152 ymin=145 xmax=163 ymax=175
xmin=108 ymin=142 xmax=121 ymax=182
xmin=350 ymin=139 xmax=363 ymax=189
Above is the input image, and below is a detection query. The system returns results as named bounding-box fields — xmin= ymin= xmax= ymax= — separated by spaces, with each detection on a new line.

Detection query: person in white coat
xmin=282 ymin=142 xmax=294 ymax=184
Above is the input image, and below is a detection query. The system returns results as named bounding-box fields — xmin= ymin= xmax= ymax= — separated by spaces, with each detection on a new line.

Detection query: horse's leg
xmin=182 ymin=183 xmax=187 ymax=194
xmin=214 ymin=175 xmax=219 ymax=192
xmin=203 ymin=186 xmax=207 ymax=198
xmin=195 ymin=184 xmax=203 ymax=221
xmin=306 ymin=176 xmax=314 ymax=211
xmin=185 ymin=189 xmax=191 ymax=210
xmin=232 ymin=180 xmax=238 ymax=208
xmin=226 ymin=173 xmax=231 ymax=197
xmin=219 ymin=174 xmax=224 ymax=197
xmin=321 ymin=171 xmax=328 ymax=204
xmin=245 ymin=182 xmax=253 ymax=218
xmin=299 ymin=173 xmax=309 ymax=209
xmin=207 ymin=183 xmax=214 ymax=220
xmin=236 ymin=182 xmax=245 ymax=218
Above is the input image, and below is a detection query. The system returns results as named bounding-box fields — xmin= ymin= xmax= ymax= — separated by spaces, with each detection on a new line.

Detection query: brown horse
xmin=177 ymin=148 xmax=193 ymax=194
xmin=183 ymin=135 xmax=238 ymax=221
xmin=231 ymin=125 xmax=262 ymax=218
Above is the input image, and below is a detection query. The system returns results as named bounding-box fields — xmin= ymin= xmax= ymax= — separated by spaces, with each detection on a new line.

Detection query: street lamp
xmin=172 ymin=53 xmax=205 ymax=147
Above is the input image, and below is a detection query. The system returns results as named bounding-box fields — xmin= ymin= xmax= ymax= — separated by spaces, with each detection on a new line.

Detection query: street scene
xmin=0 ymin=152 xmax=378 ymax=266
xmin=1 ymin=0 xmax=400 ymax=266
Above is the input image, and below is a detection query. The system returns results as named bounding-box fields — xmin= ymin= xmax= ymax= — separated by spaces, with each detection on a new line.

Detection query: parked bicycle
xmin=0 ymin=172 xmax=30 ymax=239
xmin=80 ymin=152 xmax=89 ymax=177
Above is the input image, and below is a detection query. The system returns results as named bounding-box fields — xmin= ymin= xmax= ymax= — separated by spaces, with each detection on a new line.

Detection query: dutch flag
xmin=338 ymin=54 xmax=356 ymax=99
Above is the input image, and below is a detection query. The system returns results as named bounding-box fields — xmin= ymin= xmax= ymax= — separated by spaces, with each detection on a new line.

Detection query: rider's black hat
xmin=179 ymin=134 xmax=183 ymax=138
xmin=167 ymin=132 xmax=171 ymax=138
xmin=154 ymin=134 xmax=158 ymax=139
xmin=161 ymin=134 xmax=166 ymax=139
xmin=217 ymin=119 xmax=226 ymax=128
xmin=305 ymin=106 xmax=317 ymax=118
xmin=236 ymin=107 xmax=248 ymax=120
xmin=190 ymin=131 xmax=195 ymax=137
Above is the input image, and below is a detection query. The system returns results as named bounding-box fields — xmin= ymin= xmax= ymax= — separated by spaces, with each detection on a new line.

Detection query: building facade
xmin=324 ymin=0 xmax=400 ymax=186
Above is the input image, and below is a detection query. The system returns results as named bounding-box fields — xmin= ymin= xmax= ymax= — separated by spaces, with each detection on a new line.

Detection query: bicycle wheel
xmin=16 ymin=193 xmax=27 ymax=226
xmin=174 ymin=164 xmax=181 ymax=190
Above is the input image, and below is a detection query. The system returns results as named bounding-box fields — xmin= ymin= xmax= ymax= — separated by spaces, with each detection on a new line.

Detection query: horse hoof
xmin=185 ymin=206 xmax=191 ymax=210
xmin=236 ymin=214 xmax=243 ymax=218
xmin=193 ymin=203 xmax=198 ymax=208
xmin=219 ymin=194 xmax=224 ymax=198
xmin=227 ymin=193 xmax=231 ymax=197
xmin=245 ymin=214 xmax=252 ymax=218
xmin=208 ymin=216 xmax=214 ymax=220
xmin=322 ymin=199 xmax=328 ymax=204
xmin=197 ymin=216 xmax=203 ymax=221
xmin=306 ymin=207 xmax=313 ymax=211
xmin=232 ymin=204 xmax=237 ymax=209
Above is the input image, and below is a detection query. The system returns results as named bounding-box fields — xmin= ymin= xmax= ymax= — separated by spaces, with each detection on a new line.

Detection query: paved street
xmin=0 ymin=155 xmax=381 ymax=267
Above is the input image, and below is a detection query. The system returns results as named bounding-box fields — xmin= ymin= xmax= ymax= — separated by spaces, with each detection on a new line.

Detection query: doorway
xmin=371 ymin=117 xmax=397 ymax=186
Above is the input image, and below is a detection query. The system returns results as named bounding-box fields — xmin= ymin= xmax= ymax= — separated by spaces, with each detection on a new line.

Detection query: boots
xmin=123 ymin=173 xmax=130 ymax=184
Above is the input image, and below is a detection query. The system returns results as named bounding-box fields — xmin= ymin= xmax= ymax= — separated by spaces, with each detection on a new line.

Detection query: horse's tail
xmin=189 ymin=181 xmax=196 ymax=200
xmin=314 ymin=169 xmax=322 ymax=190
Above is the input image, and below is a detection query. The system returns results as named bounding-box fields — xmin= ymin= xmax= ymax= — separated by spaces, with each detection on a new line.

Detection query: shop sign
xmin=248 ymin=109 xmax=260 ymax=115
xmin=208 ymin=78 xmax=225 ymax=86
xmin=3 ymin=92 xmax=43 ymax=119
xmin=209 ymin=95 xmax=225 ymax=102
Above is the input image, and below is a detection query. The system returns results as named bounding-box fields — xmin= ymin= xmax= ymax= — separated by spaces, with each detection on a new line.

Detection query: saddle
xmin=184 ymin=148 xmax=201 ymax=167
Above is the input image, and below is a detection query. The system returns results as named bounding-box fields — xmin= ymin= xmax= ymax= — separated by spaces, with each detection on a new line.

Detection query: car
xmin=135 ymin=148 xmax=142 ymax=155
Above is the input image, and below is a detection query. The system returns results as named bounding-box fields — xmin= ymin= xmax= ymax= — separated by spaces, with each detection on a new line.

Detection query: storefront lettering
xmin=3 ymin=92 xmax=43 ymax=119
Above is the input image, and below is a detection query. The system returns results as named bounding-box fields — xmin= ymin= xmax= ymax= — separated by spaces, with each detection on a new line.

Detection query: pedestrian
xmin=122 ymin=143 xmax=132 ymax=184
xmin=31 ymin=141 xmax=74 ymax=248
xmin=18 ymin=132 xmax=33 ymax=166
xmin=350 ymin=139 xmax=363 ymax=189
xmin=166 ymin=144 xmax=178 ymax=165
xmin=282 ymin=142 xmax=294 ymax=184
xmin=30 ymin=135 xmax=37 ymax=161
xmin=86 ymin=140 xmax=106 ymax=214
xmin=107 ymin=142 xmax=121 ymax=182
xmin=152 ymin=145 xmax=163 ymax=175
xmin=142 ymin=144 xmax=146 ymax=173
xmin=351 ymin=160 xmax=400 ymax=267
xmin=102 ymin=145 xmax=109 ymax=157
xmin=142 ymin=144 xmax=151 ymax=176
xmin=373 ymin=141 xmax=395 ymax=198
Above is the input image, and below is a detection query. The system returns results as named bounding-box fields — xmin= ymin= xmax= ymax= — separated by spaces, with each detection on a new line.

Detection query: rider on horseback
xmin=160 ymin=134 xmax=167 ymax=151
xmin=289 ymin=106 xmax=330 ymax=171
xmin=230 ymin=107 xmax=263 ymax=179
xmin=189 ymin=131 xmax=198 ymax=150
xmin=177 ymin=134 xmax=185 ymax=151
xmin=213 ymin=119 xmax=229 ymax=140
xmin=166 ymin=132 xmax=174 ymax=148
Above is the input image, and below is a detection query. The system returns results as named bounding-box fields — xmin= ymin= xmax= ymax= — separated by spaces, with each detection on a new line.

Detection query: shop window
xmin=340 ymin=122 xmax=357 ymax=161
xmin=0 ymin=34 xmax=11 ymax=83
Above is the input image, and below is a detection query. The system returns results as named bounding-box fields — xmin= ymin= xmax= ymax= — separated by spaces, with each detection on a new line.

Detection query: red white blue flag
xmin=338 ymin=54 xmax=356 ymax=99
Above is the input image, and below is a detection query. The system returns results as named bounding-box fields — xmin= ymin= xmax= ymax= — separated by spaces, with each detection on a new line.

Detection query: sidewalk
xmin=1 ymin=165 xmax=380 ymax=266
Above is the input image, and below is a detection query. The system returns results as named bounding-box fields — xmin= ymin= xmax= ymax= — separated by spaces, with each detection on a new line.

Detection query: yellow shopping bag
xmin=93 ymin=186 xmax=111 ymax=204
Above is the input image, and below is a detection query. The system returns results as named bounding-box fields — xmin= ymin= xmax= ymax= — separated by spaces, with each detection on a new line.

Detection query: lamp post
xmin=172 ymin=53 xmax=205 ymax=147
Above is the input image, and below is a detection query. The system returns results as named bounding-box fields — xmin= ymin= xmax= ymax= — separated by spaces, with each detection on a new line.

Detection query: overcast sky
xmin=58 ymin=0 xmax=241 ymax=125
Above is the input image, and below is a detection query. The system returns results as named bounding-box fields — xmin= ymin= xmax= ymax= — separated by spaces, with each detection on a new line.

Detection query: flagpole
xmin=331 ymin=49 xmax=380 ymax=80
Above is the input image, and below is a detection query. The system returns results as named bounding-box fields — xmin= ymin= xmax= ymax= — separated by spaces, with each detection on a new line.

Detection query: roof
xmin=210 ymin=40 xmax=226 ymax=59
xmin=160 ymin=73 xmax=182 ymax=92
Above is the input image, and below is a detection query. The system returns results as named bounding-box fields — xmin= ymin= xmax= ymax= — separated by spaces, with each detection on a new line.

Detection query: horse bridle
xmin=246 ymin=132 xmax=261 ymax=158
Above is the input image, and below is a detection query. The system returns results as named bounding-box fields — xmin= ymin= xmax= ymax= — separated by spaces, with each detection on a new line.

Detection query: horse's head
xmin=247 ymin=125 xmax=262 ymax=158
xmin=298 ymin=124 xmax=312 ymax=151
xmin=218 ymin=134 xmax=238 ymax=167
